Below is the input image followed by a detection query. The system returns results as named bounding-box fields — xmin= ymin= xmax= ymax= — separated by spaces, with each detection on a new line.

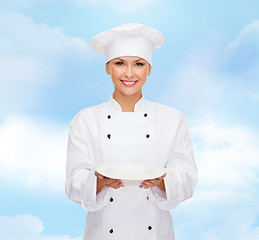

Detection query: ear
xmin=147 ymin=64 xmax=152 ymax=76
xmin=105 ymin=62 xmax=111 ymax=75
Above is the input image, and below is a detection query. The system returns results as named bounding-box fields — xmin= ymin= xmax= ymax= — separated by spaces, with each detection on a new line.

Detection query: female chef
xmin=65 ymin=23 xmax=198 ymax=240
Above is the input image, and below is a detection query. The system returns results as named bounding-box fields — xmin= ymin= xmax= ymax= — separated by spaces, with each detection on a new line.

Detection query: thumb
xmin=95 ymin=170 xmax=104 ymax=179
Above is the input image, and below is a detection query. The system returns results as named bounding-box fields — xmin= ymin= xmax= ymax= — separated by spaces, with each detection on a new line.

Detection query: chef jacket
xmin=65 ymin=94 xmax=198 ymax=240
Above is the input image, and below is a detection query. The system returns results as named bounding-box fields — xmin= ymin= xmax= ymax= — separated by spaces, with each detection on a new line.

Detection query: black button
xmin=110 ymin=197 xmax=113 ymax=202
xmin=107 ymin=115 xmax=111 ymax=119
xmin=148 ymin=226 xmax=152 ymax=230
xmin=110 ymin=228 xmax=113 ymax=233
xmin=146 ymin=134 xmax=150 ymax=138
xmin=147 ymin=196 xmax=149 ymax=200
xmin=107 ymin=134 xmax=111 ymax=139
xmin=144 ymin=113 xmax=147 ymax=117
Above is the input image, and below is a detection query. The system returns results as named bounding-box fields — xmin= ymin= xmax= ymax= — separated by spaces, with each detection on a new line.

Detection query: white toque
xmin=90 ymin=23 xmax=164 ymax=65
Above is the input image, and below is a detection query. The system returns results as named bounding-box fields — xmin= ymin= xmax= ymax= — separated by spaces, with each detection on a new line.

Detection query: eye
xmin=115 ymin=61 xmax=124 ymax=66
xmin=136 ymin=62 xmax=144 ymax=67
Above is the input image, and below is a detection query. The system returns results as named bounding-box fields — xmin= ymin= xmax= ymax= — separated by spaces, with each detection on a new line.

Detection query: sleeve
xmin=65 ymin=113 xmax=111 ymax=212
xmin=150 ymin=114 xmax=198 ymax=210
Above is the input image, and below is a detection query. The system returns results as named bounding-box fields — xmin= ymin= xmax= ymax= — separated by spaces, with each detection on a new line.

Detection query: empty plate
xmin=96 ymin=161 xmax=165 ymax=181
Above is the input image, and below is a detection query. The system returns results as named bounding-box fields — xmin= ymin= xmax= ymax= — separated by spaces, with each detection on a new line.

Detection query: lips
xmin=120 ymin=80 xmax=138 ymax=87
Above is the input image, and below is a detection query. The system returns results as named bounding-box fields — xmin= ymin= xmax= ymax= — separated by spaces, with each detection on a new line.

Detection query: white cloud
xmin=224 ymin=20 xmax=259 ymax=74
xmin=238 ymin=227 xmax=259 ymax=240
xmin=0 ymin=9 xmax=89 ymax=114
xmin=172 ymin=123 xmax=259 ymax=240
xmin=0 ymin=214 xmax=82 ymax=240
xmin=0 ymin=9 xmax=88 ymax=78
xmin=227 ymin=20 xmax=259 ymax=52
xmin=0 ymin=115 xmax=68 ymax=191
xmin=70 ymin=0 xmax=167 ymax=13
xmin=192 ymin=124 xmax=259 ymax=194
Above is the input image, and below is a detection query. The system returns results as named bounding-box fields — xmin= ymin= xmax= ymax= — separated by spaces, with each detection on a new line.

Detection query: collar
xmin=107 ymin=94 xmax=146 ymax=113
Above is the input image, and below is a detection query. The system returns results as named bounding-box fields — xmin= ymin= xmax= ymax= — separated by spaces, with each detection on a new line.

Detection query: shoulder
xmin=146 ymin=99 xmax=184 ymax=120
xmin=145 ymin=100 xmax=189 ymax=133
xmin=70 ymin=102 xmax=106 ymax=125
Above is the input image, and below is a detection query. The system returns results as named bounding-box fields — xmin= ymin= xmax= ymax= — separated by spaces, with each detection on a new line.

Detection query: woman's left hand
xmin=139 ymin=173 xmax=166 ymax=189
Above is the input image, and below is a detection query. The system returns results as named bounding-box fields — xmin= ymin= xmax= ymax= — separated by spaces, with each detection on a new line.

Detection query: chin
xmin=115 ymin=86 xmax=142 ymax=96
xmin=118 ymin=90 xmax=137 ymax=96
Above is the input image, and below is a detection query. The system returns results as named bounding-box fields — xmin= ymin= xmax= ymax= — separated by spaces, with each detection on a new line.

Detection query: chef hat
xmin=90 ymin=23 xmax=164 ymax=65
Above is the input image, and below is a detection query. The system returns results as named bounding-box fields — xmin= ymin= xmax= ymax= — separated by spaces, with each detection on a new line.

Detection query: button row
xmin=107 ymin=133 xmax=150 ymax=139
xmin=109 ymin=226 xmax=152 ymax=234
xmin=109 ymin=197 xmax=149 ymax=202
xmin=107 ymin=113 xmax=148 ymax=119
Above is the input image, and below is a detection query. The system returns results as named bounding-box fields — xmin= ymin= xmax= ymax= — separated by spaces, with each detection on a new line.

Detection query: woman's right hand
xmin=95 ymin=170 xmax=124 ymax=193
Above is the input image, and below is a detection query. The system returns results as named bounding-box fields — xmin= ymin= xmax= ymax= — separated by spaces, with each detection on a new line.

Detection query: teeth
xmin=122 ymin=81 xmax=136 ymax=85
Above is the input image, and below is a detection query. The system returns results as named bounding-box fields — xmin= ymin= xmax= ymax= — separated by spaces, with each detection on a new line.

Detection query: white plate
xmin=96 ymin=161 xmax=165 ymax=180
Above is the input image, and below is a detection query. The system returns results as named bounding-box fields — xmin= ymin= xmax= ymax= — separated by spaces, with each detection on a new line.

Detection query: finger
xmin=144 ymin=179 xmax=156 ymax=184
xmin=140 ymin=180 xmax=151 ymax=187
xmin=105 ymin=178 xmax=117 ymax=185
xmin=113 ymin=182 xmax=124 ymax=189
xmin=108 ymin=179 xmax=120 ymax=186
xmin=101 ymin=178 xmax=115 ymax=186
xmin=149 ymin=179 xmax=160 ymax=185
xmin=145 ymin=181 xmax=156 ymax=187
xmin=139 ymin=180 xmax=147 ymax=188
xmin=109 ymin=182 xmax=123 ymax=189
xmin=142 ymin=184 xmax=149 ymax=189
xmin=106 ymin=179 xmax=121 ymax=187
xmin=141 ymin=180 xmax=154 ymax=189
xmin=114 ymin=180 xmax=124 ymax=188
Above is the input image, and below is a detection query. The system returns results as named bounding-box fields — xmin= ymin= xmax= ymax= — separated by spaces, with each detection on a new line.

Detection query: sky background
xmin=0 ymin=0 xmax=259 ymax=239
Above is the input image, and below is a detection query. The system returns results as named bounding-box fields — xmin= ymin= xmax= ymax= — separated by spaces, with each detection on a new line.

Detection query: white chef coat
xmin=65 ymin=94 xmax=198 ymax=240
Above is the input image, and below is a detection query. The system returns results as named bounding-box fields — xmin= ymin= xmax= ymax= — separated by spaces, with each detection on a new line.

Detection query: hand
xmin=139 ymin=173 xmax=166 ymax=190
xmin=95 ymin=170 xmax=124 ymax=192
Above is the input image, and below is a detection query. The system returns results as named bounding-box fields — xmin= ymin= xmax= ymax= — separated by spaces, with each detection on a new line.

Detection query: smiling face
xmin=105 ymin=56 xmax=151 ymax=98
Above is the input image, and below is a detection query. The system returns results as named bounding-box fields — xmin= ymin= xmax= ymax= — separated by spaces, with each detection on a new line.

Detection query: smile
xmin=120 ymin=80 xmax=138 ymax=87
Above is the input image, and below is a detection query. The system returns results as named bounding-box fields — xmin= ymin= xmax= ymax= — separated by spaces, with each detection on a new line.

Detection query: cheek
xmin=110 ymin=67 xmax=123 ymax=79
xmin=137 ymin=68 xmax=149 ymax=80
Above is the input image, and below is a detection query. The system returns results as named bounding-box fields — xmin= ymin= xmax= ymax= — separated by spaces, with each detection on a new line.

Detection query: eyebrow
xmin=116 ymin=58 xmax=144 ymax=62
xmin=135 ymin=58 xmax=144 ymax=62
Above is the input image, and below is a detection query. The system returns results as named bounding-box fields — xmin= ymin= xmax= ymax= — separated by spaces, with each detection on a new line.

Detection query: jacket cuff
xmin=81 ymin=170 xmax=110 ymax=212
xmin=149 ymin=170 xmax=181 ymax=211
xmin=150 ymin=185 xmax=167 ymax=200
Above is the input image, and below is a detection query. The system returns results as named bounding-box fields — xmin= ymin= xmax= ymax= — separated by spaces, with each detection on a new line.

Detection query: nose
xmin=124 ymin=65 xmax=134 ymax=79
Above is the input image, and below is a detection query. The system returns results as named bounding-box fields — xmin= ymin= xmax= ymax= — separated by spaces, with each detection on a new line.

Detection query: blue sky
xmin=0 ymin=0 xmax=259 ymax=239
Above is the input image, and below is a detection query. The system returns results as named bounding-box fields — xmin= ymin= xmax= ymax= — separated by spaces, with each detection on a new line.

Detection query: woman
xmin=65 ymin=23 xmax=198 ymax=240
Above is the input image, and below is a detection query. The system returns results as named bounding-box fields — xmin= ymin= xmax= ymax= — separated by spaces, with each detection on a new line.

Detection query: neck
xmin=112 ymin=90 xmax=142 ymax=112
